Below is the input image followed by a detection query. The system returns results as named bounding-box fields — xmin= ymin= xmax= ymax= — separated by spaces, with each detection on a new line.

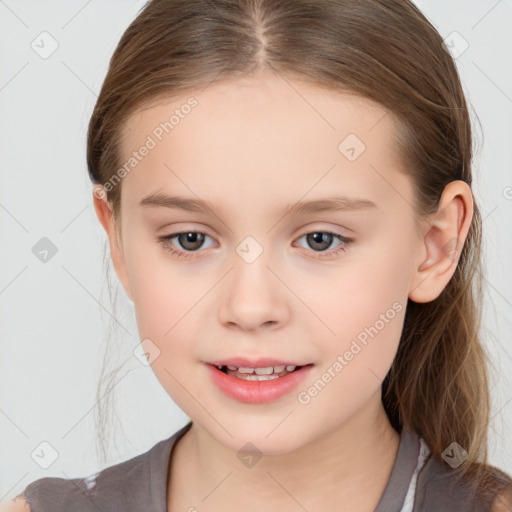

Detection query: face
xmin=103 ymin=72 xmax=423 ymax=454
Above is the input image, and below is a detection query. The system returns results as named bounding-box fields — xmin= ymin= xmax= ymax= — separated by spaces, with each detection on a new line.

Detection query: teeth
xmin=238 ymin=367 xmax=256 ymax=374
xmin=216 ymin=364 xmax=299 ymax=374
xmin=255 ymin=367 xmax=274 ymax=375
xmin=243 ymin=374 xmax=280 ymax=381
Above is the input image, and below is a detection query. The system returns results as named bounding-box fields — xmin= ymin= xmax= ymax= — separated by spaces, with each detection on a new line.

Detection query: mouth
xmin=205 ymin=362 xmax=314 ymax=404
xmin=212 ymin=363 xmax=307 ymax=381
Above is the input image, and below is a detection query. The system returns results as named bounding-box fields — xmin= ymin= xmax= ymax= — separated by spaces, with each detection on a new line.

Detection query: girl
xmin=6 ymin=0 xmax=512 ymax=510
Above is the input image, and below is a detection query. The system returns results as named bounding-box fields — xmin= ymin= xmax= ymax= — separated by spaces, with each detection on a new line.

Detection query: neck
xmin=168 ymin=392 xmax=400 ymax=511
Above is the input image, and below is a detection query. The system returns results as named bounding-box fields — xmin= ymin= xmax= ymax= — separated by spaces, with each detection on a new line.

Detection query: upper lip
xmin=205 ymin=357 xmax=312 ymax=368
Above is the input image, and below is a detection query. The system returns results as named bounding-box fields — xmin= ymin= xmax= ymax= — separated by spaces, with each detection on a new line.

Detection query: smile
xmin=206 ymin=363 xmax=314 ymax=404
xmin=216 ymin=364 xmax=303 ymax=380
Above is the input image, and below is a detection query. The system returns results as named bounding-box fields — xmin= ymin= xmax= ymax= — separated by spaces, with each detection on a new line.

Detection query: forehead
xmin=121 ymin=73 xmax=394 ymax=149
xmin=117 ymin=73 xmax=409 ymax=213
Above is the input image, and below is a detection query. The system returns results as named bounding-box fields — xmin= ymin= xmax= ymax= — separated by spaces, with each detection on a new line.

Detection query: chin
xmin=211 ymin=419 xmax=308 ymax=455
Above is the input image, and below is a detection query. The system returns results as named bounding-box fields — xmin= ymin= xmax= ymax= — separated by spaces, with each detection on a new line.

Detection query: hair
xmin=87 ymin=0 xmax=512 ymax=506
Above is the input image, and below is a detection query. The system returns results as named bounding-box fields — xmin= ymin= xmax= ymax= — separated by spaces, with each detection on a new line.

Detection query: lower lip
xmin=205 ymin=363 xmax=314 ymax=404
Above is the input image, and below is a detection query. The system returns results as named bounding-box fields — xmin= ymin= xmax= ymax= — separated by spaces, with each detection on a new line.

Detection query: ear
xmin=409 ymin=180 xmax=474 ymax=303
xmin=93 ymin=185 xmax=134 ymax=302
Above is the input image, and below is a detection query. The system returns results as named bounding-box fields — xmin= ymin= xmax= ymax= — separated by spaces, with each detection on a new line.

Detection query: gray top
xmin=20 ymin=421 xmax=494 ymax=511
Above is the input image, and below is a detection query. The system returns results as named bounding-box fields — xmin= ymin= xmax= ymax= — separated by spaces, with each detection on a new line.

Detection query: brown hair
xmin=87 ymin=0 xmax=512 ymax=506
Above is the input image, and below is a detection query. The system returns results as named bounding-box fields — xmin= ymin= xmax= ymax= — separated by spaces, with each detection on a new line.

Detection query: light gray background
xmin=1 ymin=0 xmax=511 ymax=501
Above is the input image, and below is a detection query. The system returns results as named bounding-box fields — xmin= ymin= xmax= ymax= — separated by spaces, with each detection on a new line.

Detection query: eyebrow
xmin=139 ymin=192 xmax=378 ymax=217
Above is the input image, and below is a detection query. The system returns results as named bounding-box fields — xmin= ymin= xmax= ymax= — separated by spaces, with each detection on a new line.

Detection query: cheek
xmin=123 ymin=239 xmax=203 ymax=351
xmin=313 ymin=241 xmax=410 ymax=379
xmin=126 ymin=254 xmax=209 ymax=406
xmin=295 ymin=262 xmax=407 ymax=426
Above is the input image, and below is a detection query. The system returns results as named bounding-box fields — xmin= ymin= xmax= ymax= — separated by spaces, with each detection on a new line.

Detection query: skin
xmin=91 ymin=70 xmax=473 ymax=511
xmin=0 ymin=499 xmax=29 ymax=512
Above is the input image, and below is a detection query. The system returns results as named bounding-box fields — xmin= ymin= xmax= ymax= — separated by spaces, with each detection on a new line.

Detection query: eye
xmin=294 ymin=231 xmax=353 ymax=259
xmin=157 ymin=230 xmax=353 ymax=260
xmin=157 ymin=231 xmax=214 ymax=260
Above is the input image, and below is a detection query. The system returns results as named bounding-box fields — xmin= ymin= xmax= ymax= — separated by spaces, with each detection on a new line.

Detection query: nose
xmin=217 ymin=250 xmax=289 ymax=332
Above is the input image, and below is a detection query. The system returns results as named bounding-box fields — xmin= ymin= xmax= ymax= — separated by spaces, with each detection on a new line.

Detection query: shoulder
xmin=11 ymin=423 xmax=192 ymax=512
xmin=415 ymin=453 xmax=512 ymax=512
xmin=476 ymin=464 xmax=512 ymax=512
xmin=10 ymin=472 xmax=102 ymax=512
xmin=12 ymin=438 xmax=171 ymax=512
xmin=489 ymin=472 xmax=512 ymax=511
xmin=490 ymin=488 xmax=512 ymax=511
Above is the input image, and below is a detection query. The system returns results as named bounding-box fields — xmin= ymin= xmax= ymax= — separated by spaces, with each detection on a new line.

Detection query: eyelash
xmin=157 ymin=230 xmax=353 ymax=261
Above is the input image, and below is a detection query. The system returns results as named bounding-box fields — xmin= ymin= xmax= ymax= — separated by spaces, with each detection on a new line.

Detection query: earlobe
xmin=92 ymin=186 xmax=134 ymax=302
xmin=408 ymin=181 xmax=473 ymax=303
